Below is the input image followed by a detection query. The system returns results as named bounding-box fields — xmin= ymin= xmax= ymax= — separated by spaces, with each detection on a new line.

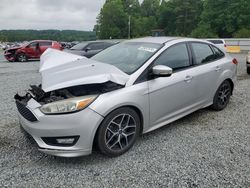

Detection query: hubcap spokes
xmin=19 ymin=55 xmax=26 ymax=62
xmin=218 ymin=84 xmax=230 ymax=105
xmin=105 ymin=114 xmax=136 ymax=151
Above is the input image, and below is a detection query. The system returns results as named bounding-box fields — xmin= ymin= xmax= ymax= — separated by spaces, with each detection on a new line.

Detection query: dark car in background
xmin=64 ymin=41 xmax=119 ymax=58
xmin=4 ymin=40 xmax=62 ymax=62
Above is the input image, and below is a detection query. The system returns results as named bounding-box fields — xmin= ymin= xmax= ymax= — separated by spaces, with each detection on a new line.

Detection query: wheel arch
xmin=92 ymin=105 xmax=144 ymax=150
xmin=225 ymin=78 xmax=234 ymax=95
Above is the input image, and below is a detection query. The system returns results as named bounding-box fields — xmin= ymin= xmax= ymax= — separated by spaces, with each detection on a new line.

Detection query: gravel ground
xmin=0 ymin=53 xmax=249 ymax=187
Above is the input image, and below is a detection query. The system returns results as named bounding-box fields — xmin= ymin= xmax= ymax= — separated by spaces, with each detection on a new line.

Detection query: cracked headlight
xmin=40 ymin=95 xmax=98 ymax=114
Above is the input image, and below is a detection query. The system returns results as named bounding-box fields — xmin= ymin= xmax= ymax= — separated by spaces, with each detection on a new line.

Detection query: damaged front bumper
xmin=16 ymin=95 xmax=104 ymax=157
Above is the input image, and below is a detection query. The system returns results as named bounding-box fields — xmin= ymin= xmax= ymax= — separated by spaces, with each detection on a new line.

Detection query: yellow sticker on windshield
xmin=138 ymin=46 xmax=157 ymax=53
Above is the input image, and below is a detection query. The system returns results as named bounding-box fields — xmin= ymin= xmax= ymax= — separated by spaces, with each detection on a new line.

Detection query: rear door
xmin=188 ymin=42 xmax=224 ymax=104
xmin=39 ymin=41 xmax=52 ymax=55
xmin=25 ymin=42 xmax=40 ymax=58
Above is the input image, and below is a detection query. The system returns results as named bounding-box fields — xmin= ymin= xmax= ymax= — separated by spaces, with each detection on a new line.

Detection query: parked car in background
xmin=206 ymin=39 xmax=227 ymax=52
xmin=64 ymin=41 xmax=119 ymax=58
xmin=15 ymin=37 xmax=237 ymax=157
xmin=4 ymin=40 xmax=62 ymax=62
xmin=247 ymin=52 xmax=250 ymax=74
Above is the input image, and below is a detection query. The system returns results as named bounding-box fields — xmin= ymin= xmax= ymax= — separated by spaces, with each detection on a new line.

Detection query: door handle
xmin=184 ymin=75 xmax=193 ymax=82
xmin=215 ymin=66 xmax=221 ymax=71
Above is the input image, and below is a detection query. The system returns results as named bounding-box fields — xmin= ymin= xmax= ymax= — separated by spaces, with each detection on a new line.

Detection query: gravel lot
xmin=0 ymin=52 xmax=249 ymax=187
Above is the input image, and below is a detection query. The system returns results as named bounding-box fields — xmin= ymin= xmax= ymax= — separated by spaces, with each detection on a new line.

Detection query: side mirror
xmin=152 ymin=65 xmax=173 ymax=77
xmin=85 ymin=47 xmax=91 ymax=52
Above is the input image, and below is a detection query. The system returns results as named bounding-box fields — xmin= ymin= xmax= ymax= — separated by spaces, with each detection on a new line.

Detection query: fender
xmin=216 ymin=69 xmax=236 ymax=94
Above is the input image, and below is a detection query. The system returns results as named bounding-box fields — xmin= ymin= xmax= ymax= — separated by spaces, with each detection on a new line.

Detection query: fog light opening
xmin=56 ymin=138 xmax=75 ymax=144
xmin=42 ymin=136 xmax=80 ymax=147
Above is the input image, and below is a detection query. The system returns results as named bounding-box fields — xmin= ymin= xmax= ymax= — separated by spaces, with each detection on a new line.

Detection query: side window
xmin=191 ymin=43 xmax=214 ymax=64
xmin=103 ymin=43 xmax=113 ymax=49
xmin=87 ymin=43 xmax=104 ymax=50
xmin=211 ymin=45 xmax=225 ymax=59
xmin=28 ymin=42 xmax=38 ymax=48
xmin=39 ymin=41 xmax=52 ymax=46
xmin=154 ymin=43 xmax=190 ymax=70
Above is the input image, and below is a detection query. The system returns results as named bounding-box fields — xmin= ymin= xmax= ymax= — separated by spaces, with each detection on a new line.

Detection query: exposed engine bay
xmin=14 ymin=82 xmax=123 ymax=105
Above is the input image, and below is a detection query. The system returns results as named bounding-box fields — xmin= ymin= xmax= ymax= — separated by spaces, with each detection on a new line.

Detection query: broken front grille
xmin=16 ymin=101 xmax=38 ymax=122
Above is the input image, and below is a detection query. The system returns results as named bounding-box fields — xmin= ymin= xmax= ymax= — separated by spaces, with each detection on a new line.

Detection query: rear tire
xmin=97 ymin=107 xmax=140 ymax=157
xmin=17 ymin=53 xmax=28 ymax=62
xmin=247 ymin=67 xmax=250 ymax=75
xmin=211 ymin=80 xmax=232 ymax=111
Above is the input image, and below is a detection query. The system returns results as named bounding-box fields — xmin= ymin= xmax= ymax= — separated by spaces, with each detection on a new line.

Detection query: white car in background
xmin=206 ymin=39 xmax=227 ymax=52
xmin=247 ymin=52 xmax=250 ymax=74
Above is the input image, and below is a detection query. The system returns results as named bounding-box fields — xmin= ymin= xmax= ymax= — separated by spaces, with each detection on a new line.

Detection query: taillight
xmin=224 ymin=44 xmax=227 ymax=47
xmin=232 ymin=58 xmax=238 ymax=65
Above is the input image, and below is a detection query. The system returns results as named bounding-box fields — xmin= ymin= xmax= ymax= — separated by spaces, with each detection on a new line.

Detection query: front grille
xmin=16 ymin=101 xmax=38 ymax=122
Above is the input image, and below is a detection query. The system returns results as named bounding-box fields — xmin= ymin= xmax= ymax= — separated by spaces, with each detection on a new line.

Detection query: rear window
xmin=87 ymin=43 xmax=105 ymax=50
xmin=191 ymin=43 xmax=215 ymax=64
xmin=211 ymin=45 xmax=225 ymax=59
xmin=39 ymin=41 xmax=52 ymax=46
xmin=207 ymin=40 xmax=224 ymax=44
xmin=71 ymin=42 xmax=88 ymax=50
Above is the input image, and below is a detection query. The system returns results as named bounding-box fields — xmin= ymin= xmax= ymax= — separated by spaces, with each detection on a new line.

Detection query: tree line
xmin=0 ymin=30 xmax=96 ymax=42
xmin=94 ymin=0 xmax=250 ymax=39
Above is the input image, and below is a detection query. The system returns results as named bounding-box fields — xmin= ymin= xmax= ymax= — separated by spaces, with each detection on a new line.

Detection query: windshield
xmin=91 ymin=42 xmax=162 ymax=74
xmin=70 ymin=42 xmax=88 ymax=50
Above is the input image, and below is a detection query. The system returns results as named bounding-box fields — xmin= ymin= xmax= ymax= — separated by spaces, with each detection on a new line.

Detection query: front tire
xmin=97 ymin=107 xmax=140 ymax=157
xmin=17 ymin=53 xmax=28 ymax=62
xmin=211 ymin=80 xmax=232 ymax=111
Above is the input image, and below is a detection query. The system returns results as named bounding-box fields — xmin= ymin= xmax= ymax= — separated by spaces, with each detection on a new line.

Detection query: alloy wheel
xmin=18 ymin=54 xmax=27 ymax=62
xmin=217 ymin=82 xmax=231 ymax=106
xmin=105 ymin=114 xmax=136 ymax=151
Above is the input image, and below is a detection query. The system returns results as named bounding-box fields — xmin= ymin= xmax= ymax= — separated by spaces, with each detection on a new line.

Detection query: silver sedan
xmin=15 ymin=37 xmax=237 ymax=157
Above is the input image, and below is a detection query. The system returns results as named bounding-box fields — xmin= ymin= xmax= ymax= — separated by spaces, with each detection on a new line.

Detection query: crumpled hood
xmin=6 ymin=46 xmax=21 ymax=51
xmin=40 ymin=48 xmax=129 ymax=92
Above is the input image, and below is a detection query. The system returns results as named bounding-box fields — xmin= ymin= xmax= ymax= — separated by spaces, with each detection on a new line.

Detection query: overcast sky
xmin=0 ymin=0 xmax=106 ymax=31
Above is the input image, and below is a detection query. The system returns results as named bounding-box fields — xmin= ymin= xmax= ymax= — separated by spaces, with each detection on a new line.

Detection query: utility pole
xmin=128 ymin=4 xmax=132 ymax=39
xmin=128 ymin=15 xmax=131 ymax=39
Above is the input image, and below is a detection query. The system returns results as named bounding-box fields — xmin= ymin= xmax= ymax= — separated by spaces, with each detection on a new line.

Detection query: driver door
xmin=25 ymin=42 xmax=40 ymax=58
xmin=148 ymin=43 xmax=198 ymax=127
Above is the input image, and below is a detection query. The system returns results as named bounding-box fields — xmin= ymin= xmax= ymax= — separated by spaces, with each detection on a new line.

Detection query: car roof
xmin=78 ymin=40 xmax=120 ymax=44
xmin=30 ymin=40 xmax=55 ymax=42
xmin=127 ymin=37 xmax=180 ymax=44
xmin=78 ymin=37 xmax=214 ymax=45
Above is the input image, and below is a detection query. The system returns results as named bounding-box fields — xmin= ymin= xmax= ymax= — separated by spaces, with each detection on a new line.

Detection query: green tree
xmin=196 ymin=0 xmax=250 ymax=38
xmin=174 ymin=0 xmax=203 ymax=36
xmin=122 ymin=0 xmax=141 ymax=16
xmin=132 ymin=16 xmax=158 ymax=37
xmin=141 ymin=0 xmax=160 ymax=17
xmin=158 ymin=0 xmax=176 ymax=35
xmin=233 ymin=28 xmax=250 ymax=38
xmin=190 ymin=24 xmax=218 ymax=38
xmin=97 ymin=0 xmax=128 ymax=39
xmin=159 ymin=0 xmax=203 ymax=36
xmin=0 ymin=30 xmax=96 ymax=42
